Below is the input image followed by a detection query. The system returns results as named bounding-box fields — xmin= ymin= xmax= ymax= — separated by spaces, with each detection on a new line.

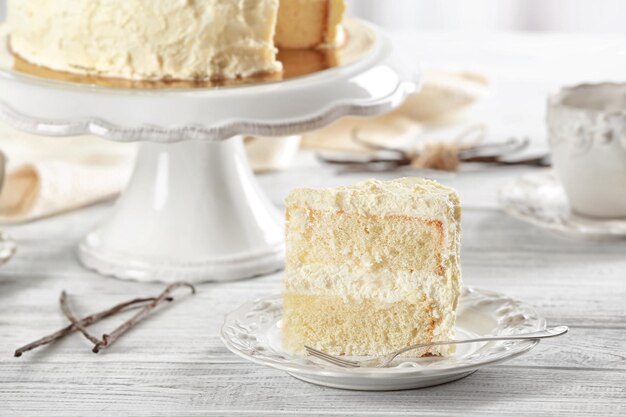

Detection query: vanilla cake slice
xmin=283 ymin=178 xmax=462 ymax=356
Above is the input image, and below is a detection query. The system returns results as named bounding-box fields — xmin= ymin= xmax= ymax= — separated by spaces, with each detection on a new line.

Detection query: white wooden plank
xmin=1 ymin=364 xmax=625 ymax=416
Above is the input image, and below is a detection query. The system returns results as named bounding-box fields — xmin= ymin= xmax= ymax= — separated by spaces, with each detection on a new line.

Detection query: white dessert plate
xmin=220 ymin=287 xmax=546 ymax=391
xmin=0 ymin=231 xmax=16 ymax=266
xmin=499 ymin=170 xmax=626 ymax=239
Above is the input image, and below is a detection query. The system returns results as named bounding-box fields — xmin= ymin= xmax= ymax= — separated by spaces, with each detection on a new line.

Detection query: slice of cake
xmin=283 ymin=178 xmax=462 ymax=356
xmin=275 ymin=0 xmax=347 ymax=49
xmin=8 ymin=0 xmax=282 ymax=80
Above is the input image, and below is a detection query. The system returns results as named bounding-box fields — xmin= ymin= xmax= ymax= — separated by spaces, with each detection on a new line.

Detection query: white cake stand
xmin=0 ymin=20 xmax=419 ymax=283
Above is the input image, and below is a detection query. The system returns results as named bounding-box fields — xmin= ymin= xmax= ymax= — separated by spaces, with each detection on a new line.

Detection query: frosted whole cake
xmin=283 ymin=178 xmax=462 ymax=356
xmin=7 ymin=0 xmax=346 ymax=81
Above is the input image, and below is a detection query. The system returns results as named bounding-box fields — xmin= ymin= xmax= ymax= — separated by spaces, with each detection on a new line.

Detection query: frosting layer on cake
xmin=283 ymin=178 xmax=462 ymax=356
xmin=8 ymin=0 xmax=281 ymax=80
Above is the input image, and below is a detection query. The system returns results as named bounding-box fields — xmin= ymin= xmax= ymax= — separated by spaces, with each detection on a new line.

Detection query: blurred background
xmin=1 ymin=0 xmax=625 ymax=163
xmin=346 ymin=0 xmax=626 ymax=33
xmin=0 ymin=0 xmax=625 ymax=221
xmin=2 ymin=0 xmax=626 ymax=33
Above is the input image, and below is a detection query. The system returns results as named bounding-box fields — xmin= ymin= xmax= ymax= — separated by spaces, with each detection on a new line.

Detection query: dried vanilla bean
xmin=14 ymin=296 xmax=168 ymax=357
xmin=60 ymin=291 xmax=101 ymax=346
xmin=92 ymin=282 xmax=196 ymax=353
xmin=317 ymin=127 xmax=549 ymax=173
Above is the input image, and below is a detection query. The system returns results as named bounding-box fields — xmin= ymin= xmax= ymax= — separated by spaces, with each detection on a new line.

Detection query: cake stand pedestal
xmin=0 ymin=19 xmax=419 ymax=282
xmin=79 ymin=138 xmax=284 ymax=281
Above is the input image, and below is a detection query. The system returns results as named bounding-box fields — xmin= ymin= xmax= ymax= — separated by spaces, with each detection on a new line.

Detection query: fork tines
xmin=304 ymin=345 xmax=360 ymax=368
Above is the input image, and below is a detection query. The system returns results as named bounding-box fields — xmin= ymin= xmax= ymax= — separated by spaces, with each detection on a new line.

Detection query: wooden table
xmin=1 ymin=33 xmax=626 ymax=416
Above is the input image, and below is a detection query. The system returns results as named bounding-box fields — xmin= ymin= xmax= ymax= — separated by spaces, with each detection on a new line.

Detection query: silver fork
xmin=304 ymin=325 xmax=568 ymax=368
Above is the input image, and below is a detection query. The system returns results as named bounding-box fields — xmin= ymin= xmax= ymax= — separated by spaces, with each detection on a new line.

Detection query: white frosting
xmin=8 ymin=0 xmax=281 ymax=80
xmin=286 ymin=177 xmax=460 ymax=219
xmin=285 ymin=265 xmax=459 ymax=306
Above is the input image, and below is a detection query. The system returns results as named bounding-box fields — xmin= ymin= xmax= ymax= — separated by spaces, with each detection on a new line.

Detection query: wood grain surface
xmin=1 ymin=160 xmax=625 ymax=416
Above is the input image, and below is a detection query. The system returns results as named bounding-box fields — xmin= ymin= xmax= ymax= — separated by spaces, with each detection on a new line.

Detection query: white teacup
xmin=547 ymin=83 xmax=626 ymax=219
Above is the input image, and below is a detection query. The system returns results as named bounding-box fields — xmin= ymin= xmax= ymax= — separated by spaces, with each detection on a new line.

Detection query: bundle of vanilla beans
xmin=318 ymin=126 xmax=550 ymax=174
xmin=14 ymin=281 xmax=195 ymax=357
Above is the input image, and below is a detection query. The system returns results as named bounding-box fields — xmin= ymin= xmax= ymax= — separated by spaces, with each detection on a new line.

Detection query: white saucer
xmin=220 ymin=287 xmax=546 ymax=391
xmin=0 ymin=231 xmax=16 ymax=266
xmin=499 ymin=170 xmax=626 ymax=239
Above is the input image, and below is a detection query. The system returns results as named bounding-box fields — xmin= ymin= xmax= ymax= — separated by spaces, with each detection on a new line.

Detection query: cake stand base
xmin=77 ymin=137 xmax=284 ymax=283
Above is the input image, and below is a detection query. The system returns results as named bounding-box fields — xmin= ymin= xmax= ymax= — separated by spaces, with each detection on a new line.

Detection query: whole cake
xmin=283 ymin=178 xmax=462 ymax=356
xmin=7 ymin=0 xmax=346 ymax=81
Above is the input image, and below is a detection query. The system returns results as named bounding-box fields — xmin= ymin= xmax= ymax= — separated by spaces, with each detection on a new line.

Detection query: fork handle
xmin=392 ymin=326 xmax=569 ymax=358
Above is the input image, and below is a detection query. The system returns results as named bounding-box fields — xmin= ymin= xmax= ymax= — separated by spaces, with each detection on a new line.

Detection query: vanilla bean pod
xmin=458 ymin=137 xmax=527 ymax=159
xmin=465 ymin=154 xmax=550 ymax=167
xmin=316 ymin=128 xmax=411 ymax=171
xmin=92 ymin=282 xmax=196 ymax=353
xmin=14 ymin=296 xmax=170 ymax=357
xmin=319 ymin=130 xmax=549 ymax=172
xmin=316 ymin=154 xmax=406 ymax=166
xmin=60 ymin=291 xmax=101 ymax=346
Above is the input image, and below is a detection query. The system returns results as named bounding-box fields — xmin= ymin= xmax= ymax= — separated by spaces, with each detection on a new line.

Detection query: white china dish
xmin=221 ymin=287 xmax=546 ymax=391
xmin=499 ymin=170 xmax=626 ymax=239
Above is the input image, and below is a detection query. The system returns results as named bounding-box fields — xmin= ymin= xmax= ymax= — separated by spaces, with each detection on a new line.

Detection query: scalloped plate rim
xmin=220 ymin=287 xmax=546 ymax=380
xmin=499 ymin=169 xmax=626 ymax=239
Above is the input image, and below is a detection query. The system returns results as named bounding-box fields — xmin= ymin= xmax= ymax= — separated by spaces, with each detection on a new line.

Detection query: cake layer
xmin=277 ymin=48 xmax=340 ymax=78
xmin=286 ymin=208 xmax=446 ymax=276
xmin=275 ymin=0 xmax=346 ymax=49
xmin=283 ymin=294 xmax=453 ymax=356
xmin=8 ymin=0 xmax=281 ymax=80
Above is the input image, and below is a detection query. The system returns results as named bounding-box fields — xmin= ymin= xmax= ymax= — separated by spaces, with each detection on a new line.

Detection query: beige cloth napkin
xmin=302 ymin=112 xmax=423 ymax=154
xmin=301 ymin=70 xmax=489 ymax=153
xmin=396 ymin=70 xmax=489 ymax=123
xmin=0 ymin=70 xmax=487 ymax=224
xmin=0 ymin=126 xmax=137 ymax=224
